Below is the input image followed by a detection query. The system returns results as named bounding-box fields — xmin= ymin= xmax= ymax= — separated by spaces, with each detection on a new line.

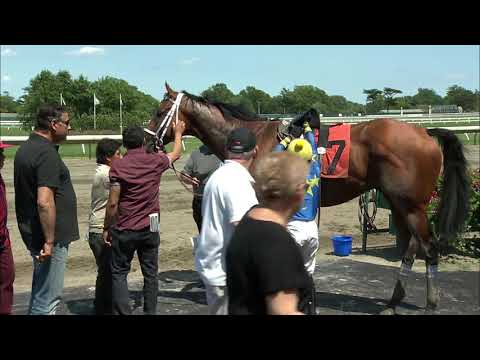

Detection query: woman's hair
xmin=252 ymin=152 xmax=309 ymax=205
xmin=96 ymin=138 xmax=122 ymax=164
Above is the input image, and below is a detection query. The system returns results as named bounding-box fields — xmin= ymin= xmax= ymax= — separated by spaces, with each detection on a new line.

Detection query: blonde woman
xmin=226 ymin=152 xmax=313 ymax=315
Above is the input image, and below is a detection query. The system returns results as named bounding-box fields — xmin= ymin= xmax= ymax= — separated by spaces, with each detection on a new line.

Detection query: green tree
xmin=383 ymin=87 xmax=402 ymax=112
xmin=444 ymin=85 xmax=477 ymax=112
xmin=19 ymin=70 xmax=159 ymax=128
xmin=276 ymin=88 xmax=296 ymax=114
xmin=70 ymin=75 xmax=93 ymax=115
xmin=345 ymin=101 xmax=365 ymax=116
xmin=396 ymin=96 xmax=415 ymax=109
xmin=328 ymin=96 xmax=347 ymax=113
xmin=20 ymin=70 xmax=64 ymax=123
xmin=231 ymin=96 xmax=255 ymax=114
xmin=411 ymin=88 xmax=444 ymax=106
xmin=311 ymin=100 xmax=330 ymax=115
xmin=289 ymin=85 xmax=329 ymax=113
xmin=201 ymin=83 xmax=236 ymax=103
xmin=270 ymin=94 xmax=289 ymax=114
xmin=363 ymin=89 xmax=383 ymax=102
xmin=92 ymin=76 xmax=145 ymax=113
xmin=0 ymin=91 xmax=20 ymax=112
xmin=237 ymin=86 xmax=275 ymax=114
xmin=363 ymin=89 xmax=384 ymax=114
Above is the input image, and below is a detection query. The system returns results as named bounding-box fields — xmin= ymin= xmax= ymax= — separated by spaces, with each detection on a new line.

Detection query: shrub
xmin=427 ymin=168 xmax=480 ymax=257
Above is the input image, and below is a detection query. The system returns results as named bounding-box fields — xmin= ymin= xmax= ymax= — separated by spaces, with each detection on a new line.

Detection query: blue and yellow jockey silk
xmin=273 ymin=130 xmax=321 ymax=221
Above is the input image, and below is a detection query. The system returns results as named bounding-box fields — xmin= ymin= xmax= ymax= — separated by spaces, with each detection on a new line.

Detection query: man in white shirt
xmin=195 ymin=128 xmax=259 ymax=315
xmin=88 ymin=138 xmax=122 ymax=315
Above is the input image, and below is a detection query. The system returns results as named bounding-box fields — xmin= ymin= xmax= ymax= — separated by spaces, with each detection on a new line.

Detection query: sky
xmin=1 ymin=45 xmax=478 ymax=104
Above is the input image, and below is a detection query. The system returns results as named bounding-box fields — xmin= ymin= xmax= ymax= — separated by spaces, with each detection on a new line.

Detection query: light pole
xmin=257 ymin=101 xmax=261 ymax=115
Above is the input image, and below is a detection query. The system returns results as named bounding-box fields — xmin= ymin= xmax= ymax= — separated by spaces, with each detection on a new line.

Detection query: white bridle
xmin=144 ymin=92 xmax=184 ymax=148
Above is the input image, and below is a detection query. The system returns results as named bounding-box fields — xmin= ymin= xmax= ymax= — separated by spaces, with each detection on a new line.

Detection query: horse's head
xmin=145 ymin=83 xmax=192 ymax=152
xmin=286 ymin=108 xmax=321 ymax=138
xmin=291 ymin=108 xmax=320 ymax=129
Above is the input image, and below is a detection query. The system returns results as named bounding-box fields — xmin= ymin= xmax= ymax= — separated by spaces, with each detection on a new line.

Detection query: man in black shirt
xmin=14 ymin=105 xmax=79 ymax=315
xmin=226 ymin=152 xmax=313 ymax=315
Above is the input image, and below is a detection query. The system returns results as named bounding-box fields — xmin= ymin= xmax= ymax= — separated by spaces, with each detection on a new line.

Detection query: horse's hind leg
xmin=381 ymin=210 xmax=418 ymax=315
xmin=419 ymin=229 xmax=440 ymax=312
xmin=403 ymin=208 xmax=440 ymax=313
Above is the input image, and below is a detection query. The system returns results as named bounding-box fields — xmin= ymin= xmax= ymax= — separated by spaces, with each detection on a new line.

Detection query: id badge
xmin=149 ymin=213 xmax=159 ymax=232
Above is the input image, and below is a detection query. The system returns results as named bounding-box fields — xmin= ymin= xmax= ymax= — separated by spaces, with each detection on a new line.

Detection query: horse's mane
xmin=182 ymin=91 xmax=271 ymax=122
xmin=290 ymin=108 xmax=321 ymax=128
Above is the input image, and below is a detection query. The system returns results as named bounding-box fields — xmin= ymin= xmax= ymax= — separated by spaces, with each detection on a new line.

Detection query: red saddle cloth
xmin=314 ymin=124 xmax=351 ymax=178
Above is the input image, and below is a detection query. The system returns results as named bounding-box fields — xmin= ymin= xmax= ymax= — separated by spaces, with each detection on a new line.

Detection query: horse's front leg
xmin=381 ymin=239 xmax=418 ymax=314
xmin=422 ymin=235 xmax=440 ymax=313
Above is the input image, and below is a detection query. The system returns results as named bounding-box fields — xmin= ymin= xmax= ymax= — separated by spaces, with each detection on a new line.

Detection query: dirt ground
xmin=2 ymin=145 xmax=479 ymax=295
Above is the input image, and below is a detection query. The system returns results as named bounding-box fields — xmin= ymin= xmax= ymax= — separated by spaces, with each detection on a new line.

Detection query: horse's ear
xmin=308 ymin=108 xmax=320 ymax=129
xmin=165 ymin=82 xmax=177 ymax=97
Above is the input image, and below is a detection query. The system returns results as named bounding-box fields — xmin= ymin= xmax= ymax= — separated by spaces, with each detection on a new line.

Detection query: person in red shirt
xmin=0 ymin=141 xmax=15 ymax=315
xmin=103 ymin=121 xmax=186 ymax=315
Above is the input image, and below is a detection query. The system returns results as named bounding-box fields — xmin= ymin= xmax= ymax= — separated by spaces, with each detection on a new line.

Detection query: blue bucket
xmin=331 ymin=235 xmax=352 ymax=256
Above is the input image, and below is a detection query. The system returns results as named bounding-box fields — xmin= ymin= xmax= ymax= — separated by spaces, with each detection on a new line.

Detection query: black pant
xmin=110 ymin=227 xmax=160 ymax=315
xmin=192 ymin=196 xmax=202 ymax=233
xmin=88 ymin=232 xmax=112 ymax=315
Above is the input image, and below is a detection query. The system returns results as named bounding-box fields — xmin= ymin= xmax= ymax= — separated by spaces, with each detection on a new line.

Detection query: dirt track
xmin=2 ymin=145 xmax=479 ymax=296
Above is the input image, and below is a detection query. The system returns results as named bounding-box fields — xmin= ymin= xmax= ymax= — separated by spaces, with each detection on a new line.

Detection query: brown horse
xmin=147 ymin=83 xmax=470 ymax=314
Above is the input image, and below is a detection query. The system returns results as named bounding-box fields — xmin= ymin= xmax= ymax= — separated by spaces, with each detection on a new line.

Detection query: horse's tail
xmin=427 ymin=128 xmax=470 ymax=245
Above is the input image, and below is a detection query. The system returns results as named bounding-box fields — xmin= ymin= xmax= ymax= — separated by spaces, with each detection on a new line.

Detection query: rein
xmin=151 ymin=94 xmax=288 ymax=197
xmin=146 ymin=93 xmax=184 ymax=152
xmin=276 ymin=122 xmax=290 ymax=142
xmin=169 ymin=162 xmax=204 ymax=198
xmin=147 ymin=92 xmax=203 ymax=196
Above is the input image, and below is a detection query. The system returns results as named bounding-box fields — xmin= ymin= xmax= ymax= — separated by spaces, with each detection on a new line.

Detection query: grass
xmin=0 ymin=127 xmax=31 ymax=136
xmin=415 ymin=121 xmax=478 ymax=127
xmin=1 ymin=120 xmax=478 ymax=158
xmin=413 ymin=121 xmax=480 ymax=145
xmin=1 ymin=134 xmax=203 ymax=159
xmin=0 ymin=127 xmax=203 ymax=158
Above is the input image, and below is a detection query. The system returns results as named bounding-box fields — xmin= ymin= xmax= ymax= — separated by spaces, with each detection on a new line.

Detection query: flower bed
xmin=427 ymin=168 xmax=480 ymax=257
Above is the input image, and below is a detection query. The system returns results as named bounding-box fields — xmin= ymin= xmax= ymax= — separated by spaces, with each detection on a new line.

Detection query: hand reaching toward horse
xmin=179 ymin=173 xmax=200 ymax=187
xmin=173 ymin=119 xmax=186 ymax=136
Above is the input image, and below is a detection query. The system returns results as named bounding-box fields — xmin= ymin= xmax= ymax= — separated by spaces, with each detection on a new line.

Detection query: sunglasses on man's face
xmin=54 ymin=120 xmax=70 ymax=127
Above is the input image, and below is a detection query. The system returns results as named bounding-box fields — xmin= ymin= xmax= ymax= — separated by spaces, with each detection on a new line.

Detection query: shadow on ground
xmin=350 ymin=245 xmax=403 ymax=262
xmin=13 ymin=257 xmax=479 ymax=315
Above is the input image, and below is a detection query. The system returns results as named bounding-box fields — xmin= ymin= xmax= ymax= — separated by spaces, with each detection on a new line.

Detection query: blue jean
xmin=28 ymin=243 xmax=69 ymax=315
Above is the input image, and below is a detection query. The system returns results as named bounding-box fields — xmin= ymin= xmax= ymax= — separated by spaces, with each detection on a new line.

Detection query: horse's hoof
xmin=379 ymin=307 xmax=396 ymax=315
